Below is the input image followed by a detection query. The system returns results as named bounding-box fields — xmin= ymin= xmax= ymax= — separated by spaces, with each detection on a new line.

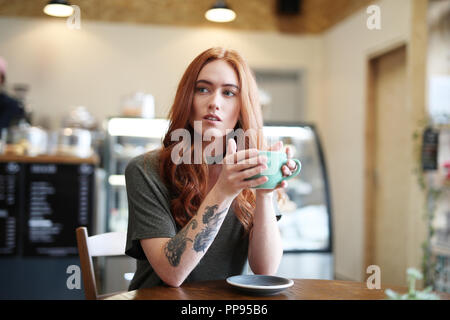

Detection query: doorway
xmin=364 ymin=44 xmax=408 ymax=286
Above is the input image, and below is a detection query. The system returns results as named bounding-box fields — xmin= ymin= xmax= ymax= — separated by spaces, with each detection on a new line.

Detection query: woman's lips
xmin=203 ymin=118 xmax=221 ymax=125
xmin=203 ymin=114 xmax=222 ymax=121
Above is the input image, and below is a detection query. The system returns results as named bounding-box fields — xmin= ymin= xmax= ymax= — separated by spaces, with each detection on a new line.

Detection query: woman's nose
xmin=209 ymin=103 xmax=219 ymax=111
xmin=209 ymin=92 xmax=221 ymax=110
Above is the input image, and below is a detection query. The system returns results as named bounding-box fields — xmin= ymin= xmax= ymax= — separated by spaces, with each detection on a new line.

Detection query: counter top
xmin=0 ymin=154 xmax=99 ymax=164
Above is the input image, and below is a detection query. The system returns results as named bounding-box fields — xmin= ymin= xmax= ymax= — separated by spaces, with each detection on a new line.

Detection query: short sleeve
xmin=124 ymin=152 xmax=177 ymax=260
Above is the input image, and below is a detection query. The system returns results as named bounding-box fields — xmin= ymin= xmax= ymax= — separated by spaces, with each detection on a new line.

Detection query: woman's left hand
xmin=255 ymin=141 xmax=298 ymax=195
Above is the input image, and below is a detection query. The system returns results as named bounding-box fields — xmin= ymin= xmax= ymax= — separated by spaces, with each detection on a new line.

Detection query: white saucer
xmin=226 ymin=275 xmax=294 ymax=296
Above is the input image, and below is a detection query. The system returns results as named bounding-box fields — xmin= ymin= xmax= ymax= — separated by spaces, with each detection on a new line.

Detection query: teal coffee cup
xmin=248 ymin=151 xmax=302 ymax=189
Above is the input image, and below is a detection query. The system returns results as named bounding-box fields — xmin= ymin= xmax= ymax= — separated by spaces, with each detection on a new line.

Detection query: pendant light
xmin=205 ymin=0 xmax=236 ymax=23
xmin=43 ymin=0 xmax=74 ymax=17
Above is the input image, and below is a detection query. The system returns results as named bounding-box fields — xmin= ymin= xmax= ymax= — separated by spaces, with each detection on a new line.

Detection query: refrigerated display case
xmin=247 ymin=122 xmax=334 ymax=280
xmin=263 ymin=122 xmax=333 ymax=253
xmin=103 ymin=117 xmax=169 ymax=234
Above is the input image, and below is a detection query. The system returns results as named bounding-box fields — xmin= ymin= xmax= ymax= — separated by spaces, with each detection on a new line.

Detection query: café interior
xmin=0 ymin=0 xmax=449 ymax=299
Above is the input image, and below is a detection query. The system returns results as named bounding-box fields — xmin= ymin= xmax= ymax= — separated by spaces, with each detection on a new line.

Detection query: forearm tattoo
xmin=164 ymin=219 xmax=197 ymax=266
xmin=164 ymin=204 xmax=228 ymax=266
xmin=193 ymin=205 xmax=228 ymax=252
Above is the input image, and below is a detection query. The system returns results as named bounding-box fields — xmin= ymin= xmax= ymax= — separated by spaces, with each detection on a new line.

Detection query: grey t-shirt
xmin=125 ymin=149 xmax=249 ymax=290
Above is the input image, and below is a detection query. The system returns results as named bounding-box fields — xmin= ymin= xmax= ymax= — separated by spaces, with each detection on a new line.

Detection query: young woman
xmin=125 ymin=47 xmax=298 ymax=289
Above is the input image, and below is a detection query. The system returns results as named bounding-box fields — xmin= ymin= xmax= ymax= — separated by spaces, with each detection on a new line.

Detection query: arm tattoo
xmin=164 ymin=219 xmax=197 ymax=266
xmin=193 ymin=205 xmax=229 ymax=252
xmin=164 ymin=204 xmax=228 ymax=266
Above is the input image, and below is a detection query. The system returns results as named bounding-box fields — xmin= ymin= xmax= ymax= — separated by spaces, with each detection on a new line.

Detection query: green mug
xmin=247 ymin=151 xmax=302 ymax=189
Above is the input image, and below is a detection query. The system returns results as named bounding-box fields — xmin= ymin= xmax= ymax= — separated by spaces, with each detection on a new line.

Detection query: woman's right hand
xmin=214 ymin=139 xmax=269 ymax=198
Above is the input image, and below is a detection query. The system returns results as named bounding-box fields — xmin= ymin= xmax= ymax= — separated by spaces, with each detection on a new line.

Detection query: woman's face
xmin=191 ymin=59 xmax=241 ymax=138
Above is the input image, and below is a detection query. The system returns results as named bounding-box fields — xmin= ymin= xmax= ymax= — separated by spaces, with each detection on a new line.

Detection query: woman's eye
xmin=223 ymin=90 xmax=235 ymax=97
xmin=196 ymin=87 xmax=209 ymax=93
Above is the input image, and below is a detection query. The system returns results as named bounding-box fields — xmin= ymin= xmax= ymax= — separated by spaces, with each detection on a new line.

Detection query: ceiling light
xmin=205 ymin=0 xmax=236 ymax=23
xmin=43 ymin=0 xmax=74 ymax=17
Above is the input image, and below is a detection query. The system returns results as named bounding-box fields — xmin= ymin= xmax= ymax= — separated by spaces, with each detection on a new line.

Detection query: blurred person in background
xmin=0 ymin=56 xmax=26 ymax=134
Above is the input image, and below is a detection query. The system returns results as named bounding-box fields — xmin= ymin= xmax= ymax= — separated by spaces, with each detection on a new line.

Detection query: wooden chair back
xmin=76 ymin=226 xmax=127 ymax=300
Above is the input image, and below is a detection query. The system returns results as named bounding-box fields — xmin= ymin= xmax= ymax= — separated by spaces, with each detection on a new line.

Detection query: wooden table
xmin=106 ymin=279 xmax=450 ymax=300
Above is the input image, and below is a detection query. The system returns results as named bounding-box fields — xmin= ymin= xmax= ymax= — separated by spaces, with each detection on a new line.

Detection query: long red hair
xmin=159 ymin=47 xmax=265 ymax=232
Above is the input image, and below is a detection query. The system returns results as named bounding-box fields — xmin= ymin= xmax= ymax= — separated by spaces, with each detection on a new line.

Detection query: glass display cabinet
xmin=103 ymin=117 xmax=169 ymax=233
xmin=263 ymin=122 xmax=333 ymax=253
xmin=254 ymin=122 xmax=334 ymax=280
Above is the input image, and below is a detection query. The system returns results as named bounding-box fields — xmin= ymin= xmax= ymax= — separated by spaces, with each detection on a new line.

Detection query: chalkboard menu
xmin=23 ymin=162 xmax=94 ymax=256
xmin=0 ymin=162 xmax=23 ymax=255
xmin=0 ymin=156 xmax=95 ymax=257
